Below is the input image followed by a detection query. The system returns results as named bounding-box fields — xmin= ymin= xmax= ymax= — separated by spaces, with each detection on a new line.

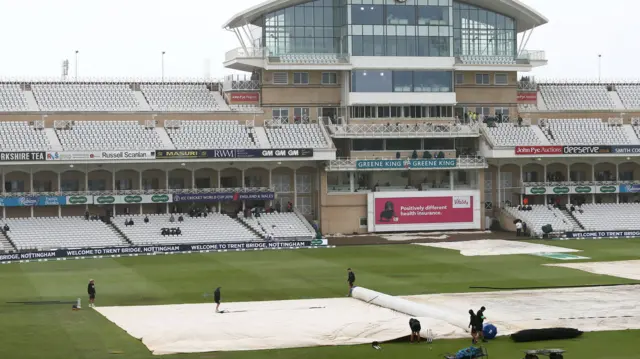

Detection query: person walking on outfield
xmin=87 ymin=279 xmax=96 ymax=308
xmin=347 ymin=268 xmax=356 ymax=296
xmin=214 ymin=287 xmax=222 ymax=313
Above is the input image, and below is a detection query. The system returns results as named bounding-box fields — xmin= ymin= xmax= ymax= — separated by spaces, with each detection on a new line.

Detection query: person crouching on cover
xmin=469 ymin=309 xmax=482 ymax=344
xmin=347 ymin=268 xmax=356 ymax=296
xmin=409 ymin=318 xmax=421 ymax=343
xmin=88 ymin=279 xmax=96 ymax=308
xmin=214 ymin=287 xmax=222 ymax=313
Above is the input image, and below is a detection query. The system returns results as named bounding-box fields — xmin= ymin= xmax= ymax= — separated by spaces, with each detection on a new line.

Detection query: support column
xmin=592 ymin=163 xmax=596 ymax=204
xmin=349 ymin=171 xmax=355 ymax=192
xmin=85 ymin=168 xmax=89 ymax=212
xmin=165 ymin=170 xmax=169 ymax=214
xmin=269 ymin=168 xmax=273 ymax=207
xmin=543 ymin=163 xmax=548 ymax=205
xmin=1 ymin=169 xmax=4 ymax=219
xmin=519 ymin=164 xmax=524 ymax=205
xmin=191 ymin=169 xmax=195 ymax=189
xmin=217 ymin=170 xmax=222 ymax=213
xmin=293 ymin=168 xmax=298 ymax=210
xmin=241 ymin=168 xmax=246 ymax=210
xmin=449 ymin=170 xmax=454 ymax=190
xmin=139 ymin=170 xmax=143 ymax=215
xmin=30 ymin=168 xmax=34 ymax=218
xmin=58 ymin=171 xmax=62 ymax=217
xmin=112 ymin=169 xmax=116 ymax=216
xmin=567 ymin=163 xmax=571 ymax=204
xmin=497 ymin=165 xmax=501 ymax=208
xmin=616 ymin=162 xmax=620 ymax=204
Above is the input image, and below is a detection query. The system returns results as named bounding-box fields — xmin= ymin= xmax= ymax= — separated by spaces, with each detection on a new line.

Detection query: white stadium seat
xmin=617 ymin=85 xmax=640 ymax=109
xmin=112 ymin=214 xmax=260 ymax=245
xmin=4 ymin=217 xmax=125 ymax=251
xmin=140 ymin=84 xmax=230 ymax=112
xmin=240 ymin=212 xmax=315 ymax=240
xmin=0 ymin=84 xmax=29 ymax=111
xmin=32 ymin=84 xmax=141 ymax=111
xmin=265 ymin=124 xmax=329 ymax=149
xmin=279 ymin=54 xmax=342 ymax=64
xmin=0 ymin=121 xmax=53 ymax=151
xmin=504 ymin=205 xmax=577 ymax=236
xmin=484 ymin=123 xmax=542 ymax=146
xmin=573 ymin=203 xmax=640 ymax=231
xmin=167 ymin=120 xmax=259 ymax=149
xmin=539 ymin=84 xmax=614 ymax=110
xmin=56 ymin=121 xmax=168 ymax=150
xmin=542 ymin=118 xmax=631 ymax=145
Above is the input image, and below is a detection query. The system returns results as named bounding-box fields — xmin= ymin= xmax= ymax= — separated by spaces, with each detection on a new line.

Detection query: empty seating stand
xmin=572 ymin=203 xmax=640 ymax=231
xmin=265 ymin=124 xmax=329 ymax=149
xmin=113 ymin=213 xmax=260 ymax=245
xmin=240 ymin=212 xmax=315 ymax=240
xmin=140 ymin=84 xmax=225 ymax=112
xmin=539 ymin=84 xmax=614 ymax=110
xmin=4 ymin=217 xmax=125 ymax=251
xmin=616 ymin=85 xmax=640 ymax=109
xmin=0 ymin=121 xmax=53 ymax=151
xmin=56 ymin=121 xmax=168 ymax=150
xmin=504 ymin=205 xmax=576 ymax=236
xmin=167 ymin=120 xmax=259 ymax=149
xmin=485 ymin=123 xmax=542 ymax=147
xmin=542 ymin=118 xmax=631 ymax=145
xmin=460 ymin=56 xmax=516 ymax=65
xmin=279 ymin=54 xmax=342 ymax=64
xmin=0 ymin=84 xmax=29 ymax=111
xmin=32 ymin=84 xmax=141 ymax=111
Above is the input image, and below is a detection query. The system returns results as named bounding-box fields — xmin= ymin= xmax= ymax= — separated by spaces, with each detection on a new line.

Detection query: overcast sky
xmin=0 ymin=0 xmax=631 ymax=80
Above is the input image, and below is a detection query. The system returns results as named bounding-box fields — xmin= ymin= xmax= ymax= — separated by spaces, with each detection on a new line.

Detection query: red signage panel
xmin=515 ymin=146 xmax=563 ymax=155
xmin=229 ymin=92 xmax=260 ymax=103
xmin=517 ymin=92 xmax=537 ymax=102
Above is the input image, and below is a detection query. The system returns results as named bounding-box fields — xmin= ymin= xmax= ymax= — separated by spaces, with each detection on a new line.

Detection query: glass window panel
xmin=374 ymin=35 xmax=385 ymax=56
xmin=362 ymin=35 xmax=374 ymax=55
xmin=418 ymin=5 xmax=448 ymax=25
xmin=386 ymin=36 xmax=397 ymax=56
xmin=393 ymin=71 xmax=413 ymax=92
xmin=414 ymin=71 xmax=452 ymax=92
xmin=314 ymin=8 xmax=323 ymax=25
xmin=351 ymin=5 xmax=384 ymax=25
xmin=417 ymin=36 xmax=429 ymax=56
xmin=352 ymin=70 xmax=392 ymax=92
xmin=324 ymin=8 xmax=333 ymax=23
xmin=386 ymin=5 xmax=416 ymax=25
xmin=305 ymin=7 xmax=315 ymax=26
xmin=352 ymin=35 xmax=363 ymax=55
xmin=406 ymin=36 xmax=417 ymax=56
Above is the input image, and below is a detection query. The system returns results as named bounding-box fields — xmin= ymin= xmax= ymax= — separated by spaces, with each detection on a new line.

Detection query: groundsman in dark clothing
xmin=88 ymin=279 xmax=96 ymax=308
xmin=347 ymin=268 xmax=356 ymax=296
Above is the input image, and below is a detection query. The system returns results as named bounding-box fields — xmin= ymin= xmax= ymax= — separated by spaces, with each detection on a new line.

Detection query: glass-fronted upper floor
xmin=260 ymin=0 xmax=516 ymax=57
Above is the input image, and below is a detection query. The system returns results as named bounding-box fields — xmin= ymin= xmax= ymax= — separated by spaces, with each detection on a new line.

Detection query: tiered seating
xmin=140 ymin=84 xmax=226 ymax=111
xmin=4 ymin=217 xmax=124 ymax=251
xmin=279 ymin=54 xmax=341 ymax=64
xmin=32 ymin=84 xmax=140 ymax=111
xmin=167 ymin=121 xmax=258 ymax=149
xmin=0 ymin=84 xmax=29 ymax=111
xmin=460 ymin=56 xmax=516 ymax=65
xmin=240 ymin=212 xmax=315 ymax=240
xmin=57 ymin=121 xmax=167 ymax=150
xmin=504 ymin=205 xmax=576 ymax=236
xmin=539 ymin=84 xmax=614 ymax=110
xmin=518 ymin=104 xmax=538 ymax=112
xmin=265 ymin=124 xmax=329 ymax=148
xmin=542 ymin=118 xmax=631 ymax=145
xmin=230 ymin=104 xmax=261 ymax=112
xmin=0 ymin=121 xmax=53 ymax=151
xmin=616 ymin=85 xmax=640 ymax=109
xmin=113 ymin=214 xmax=260 ymax=245
xmin=484 ymin=123 xmax=542 ymax=147
xmin=572 ymin=203 xmax=640 ymax=231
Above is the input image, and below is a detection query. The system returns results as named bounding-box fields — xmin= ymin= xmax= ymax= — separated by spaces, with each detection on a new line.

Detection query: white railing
xmin=0 ymin=77 xmax=222 ymax=84
xmin=326 ymin=156 xmax=487 ymax=171
xmin=522 ymin=181 xmax=640 ymax=187
xmin=327 ymin=122 xmax=480 ymax=137
xmin=2 ymin=187 xmax=274 ymax=197
xmin=224 ymin=47 xmax=267 ymax=62
xmin=517 ymin=50 xmax=547 ymax=61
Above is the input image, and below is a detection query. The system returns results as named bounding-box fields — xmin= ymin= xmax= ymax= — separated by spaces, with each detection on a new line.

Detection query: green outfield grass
xmin=1 ymin=239 xmax=640 ymax=359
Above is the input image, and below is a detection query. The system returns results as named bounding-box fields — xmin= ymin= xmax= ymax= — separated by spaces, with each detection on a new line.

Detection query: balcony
xmin=224 ymin=47 xmax=267 ymax=71
xmin=268 ymin=53 xmax=350 ymax=65
xmin=327 ymin=122 xmax=480 ymax=138
xmin=326 ymin=155 xmax=487 ymax=171
xmin=455 ymin=50 xmax=547 ymax=68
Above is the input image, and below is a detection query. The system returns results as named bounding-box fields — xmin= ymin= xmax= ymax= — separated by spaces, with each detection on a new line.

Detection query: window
xmin=494 ymin=107 xmax=510 ymax=117
xmin=359 ymin=217 xmax=368 ymax=228
xmin=272 ymin=72 xmax=288 ymax=84
xmin=272 ymin=108 xmax=289 ymax=121
xmin=393 ymin=71 xmax=413 ymax=92
xmin=293 ymin=72 xmax=309 ymax=84
xmin=475 ymin=107 xmax=491 ymax=116
xmin=455 ymin=73 xmax=464 ymax=84
xmin=413 ymin=71 xmax=452 ymax=92
xmin=351 ymin=70 xmax=392 ymax=92
xmin=418 ymin=5 xmax=449 ymax=25
xmin=293 ymin=107 xmax=310 ymax=123
xmin=475 ymin=73 xmax=490 ymax=85
xmin=351 ymin=35 xmax=385 ymax=56
xmin=494 ymin=73 xmax=508 ymax=85
xmin=321 ymin=72 xmax=337 ymax=84
xmin=351 ymin=5 xmax=384 ymax=25
xmin=386 ymin=5 xmax=416 ymax=25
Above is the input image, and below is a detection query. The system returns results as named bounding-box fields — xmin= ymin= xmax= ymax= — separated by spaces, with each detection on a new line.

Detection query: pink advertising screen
xmin=374 ymin=196 xmax=474 ymax=225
